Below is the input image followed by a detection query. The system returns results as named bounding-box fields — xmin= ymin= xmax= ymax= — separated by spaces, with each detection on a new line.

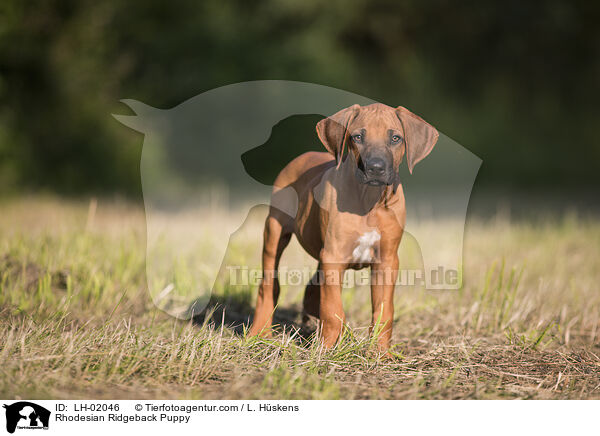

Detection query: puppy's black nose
xmin=365 ymin=157 xmax=386 ymax=176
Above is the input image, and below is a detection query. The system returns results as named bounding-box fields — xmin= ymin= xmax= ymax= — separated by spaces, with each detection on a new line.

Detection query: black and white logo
xmin=3 ymin=402 xmax=50 ymax=434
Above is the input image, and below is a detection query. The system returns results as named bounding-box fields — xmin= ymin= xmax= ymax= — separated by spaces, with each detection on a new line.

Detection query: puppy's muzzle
xmin=361 ymin=157 xmax=394 ymax=186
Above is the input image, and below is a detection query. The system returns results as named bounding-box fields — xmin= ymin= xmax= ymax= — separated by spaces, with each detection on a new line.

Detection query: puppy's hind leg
xmin=249 ymin=208 xmax=292 ymax=337
xmin=302 ymin=265 xmax=322 ymax=325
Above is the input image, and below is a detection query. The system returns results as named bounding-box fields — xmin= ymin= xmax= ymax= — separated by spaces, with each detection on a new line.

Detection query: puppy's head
xmin=316 ymin=103 xmax=439 ymax=186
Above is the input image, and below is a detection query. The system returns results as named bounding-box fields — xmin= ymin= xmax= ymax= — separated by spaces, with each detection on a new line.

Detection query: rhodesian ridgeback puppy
xmin=248 ymin=103 xmax=438 ymax=353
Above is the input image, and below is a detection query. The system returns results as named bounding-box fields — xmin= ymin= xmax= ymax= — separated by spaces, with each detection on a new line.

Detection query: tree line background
xmin=1 ymin=0 xmax=598 ymax=197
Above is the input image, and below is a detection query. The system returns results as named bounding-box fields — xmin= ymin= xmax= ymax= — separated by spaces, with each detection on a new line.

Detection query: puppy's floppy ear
xmin=316 ymin=104 xmax=360 ymax=168
xmin=396 ymin=106 xmax=439 ymax=174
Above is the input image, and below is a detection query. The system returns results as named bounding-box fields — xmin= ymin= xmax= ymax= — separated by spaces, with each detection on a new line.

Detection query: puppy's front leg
xmin=319 ymin=256 xmax=346 ymax=348
xmin=249 ymin=213 xmax=291 ymax=337
xmin=370 ymin=254 xmax=399 ymax=354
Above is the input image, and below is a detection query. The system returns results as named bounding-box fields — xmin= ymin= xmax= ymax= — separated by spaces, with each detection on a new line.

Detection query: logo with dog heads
xmin=113 ymin=80 xmax=481 ymax=319
xmin=3 ymin=402 xmax=50 ymax=433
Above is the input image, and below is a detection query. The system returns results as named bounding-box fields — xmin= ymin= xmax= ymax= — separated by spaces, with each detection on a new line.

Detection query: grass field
xmin=1 ymin=197 xmax=599 ymax=399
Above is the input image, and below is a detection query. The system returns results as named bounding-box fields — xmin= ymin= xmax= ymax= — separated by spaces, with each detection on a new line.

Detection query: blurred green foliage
xmin=0 ymin=0 xmax=598 ymax=196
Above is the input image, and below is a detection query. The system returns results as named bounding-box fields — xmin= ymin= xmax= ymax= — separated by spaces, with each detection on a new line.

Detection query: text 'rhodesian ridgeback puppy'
xmin=249 ymin=103 xmax=439 ymax=354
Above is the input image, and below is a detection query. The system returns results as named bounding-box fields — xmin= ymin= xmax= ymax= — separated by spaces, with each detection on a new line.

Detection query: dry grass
xmin=0 ymin=196 xmax=599 ymax=399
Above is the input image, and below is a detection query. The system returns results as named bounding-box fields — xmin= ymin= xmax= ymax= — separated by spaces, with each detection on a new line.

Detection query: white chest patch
xmin=352 ymin=230 xmax=381 ymax=263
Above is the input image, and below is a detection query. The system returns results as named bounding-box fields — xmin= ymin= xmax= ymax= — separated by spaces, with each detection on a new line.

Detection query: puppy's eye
xmin=391 ymin=135 xmax=403 ymax=144
xmin=352 ymin=134 xmax=362 ymax=143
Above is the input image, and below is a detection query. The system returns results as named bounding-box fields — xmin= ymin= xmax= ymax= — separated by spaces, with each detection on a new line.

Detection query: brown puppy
xmin=248 ymin=103 xmax=438 ymax=353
